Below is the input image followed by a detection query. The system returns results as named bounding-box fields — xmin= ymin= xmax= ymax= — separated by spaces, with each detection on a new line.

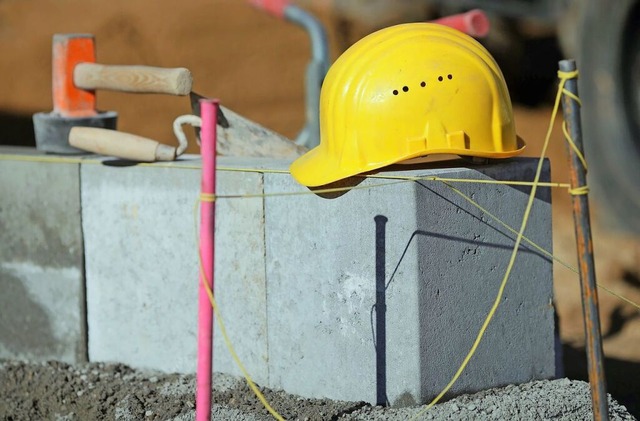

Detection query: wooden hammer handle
xmin=69 ymin=127 xmax=176 ymax=161
xmin=74 ymin=63 xmax=192 ymax=95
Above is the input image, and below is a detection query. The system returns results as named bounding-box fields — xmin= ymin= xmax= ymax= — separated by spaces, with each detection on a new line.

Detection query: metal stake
xmin=558 ymin=59 xmax=609 ymax=421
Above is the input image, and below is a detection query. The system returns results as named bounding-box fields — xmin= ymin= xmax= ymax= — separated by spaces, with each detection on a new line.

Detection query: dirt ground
xmin=0 ymin=360 xmax=367 ymax=420
xmin=0 ymin=360 xmax=636 ymax=420
xmin=0 ymin=0 xmax=639 ymax=418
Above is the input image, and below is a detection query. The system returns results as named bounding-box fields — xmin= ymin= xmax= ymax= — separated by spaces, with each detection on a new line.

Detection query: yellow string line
xmin=2 ymin=153 xmax=636 ymax=309
xmin=217 ymin=179 xmax=409 ymax=200
xmin=558 ymin=70 xmax=589 ymax=197
xmin=0 ymin=153 xmax=579 ymax=194
xmin=0 ymin=153 xmax=288 ymax=173
xmin=193 ymin=197 xmax=286 ymax=421
xmin=556 ymin=78 xmax=639 ymax=309
xmin=597 ymin=283 xmax=640 ymax=310
xmin=438 ymin=180 xmax=640 ymax=311
xmin=411 ymin=68 xmax=574 ymax=420
xmin=217 ymin=166 xmax=290 ymax=174
xmin=203 ymin=167 xmax=638 ymax=421
xmin=561 ymin=87 xmax=582 ymax=105
xmin=366 ymin=174 xmax=571 ymax=190
xmin=209 ymin=175 xmax=572 ymax=201
xmin=202 ymin=178 xmax=638 ymax=421
xmin=561 ymin=121 xmax=588 ymax=171
xmin=441 ymin=180 xmax=574 ymax=272
xmin=0 ymin=153 xmax=101 ymax=165
xmin=200 ymin=193 xmax=216 ymax=202
xmin=211 ymin=177 xmax=640 ymax=312
xmin=0 ymin=153 xmax=207 ymax=169
xmin=206 ymin=172 xmax=638 ymax=310
xmin=569 ymin=185 xmax=590 ymax=196
xmin=2 ymin=150 xmax=585 ymax=198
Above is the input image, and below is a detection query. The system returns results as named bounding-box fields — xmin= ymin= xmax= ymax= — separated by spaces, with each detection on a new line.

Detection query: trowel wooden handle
xmin=69 ymin=127 xmax=176 ymax=161
xmin=74 ymin=63 xmax=192 ymax=95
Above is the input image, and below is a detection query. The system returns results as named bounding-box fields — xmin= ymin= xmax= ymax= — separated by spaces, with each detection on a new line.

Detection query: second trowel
xmin=69 ymin=94 xmax=308 ymax=162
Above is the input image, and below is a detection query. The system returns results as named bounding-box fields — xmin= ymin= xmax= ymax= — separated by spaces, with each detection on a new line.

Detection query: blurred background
xmin=0 ymin=0 xmax=638 ymax=415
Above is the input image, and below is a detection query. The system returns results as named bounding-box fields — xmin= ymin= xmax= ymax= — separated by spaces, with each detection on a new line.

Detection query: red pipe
xmin=196 ymin=98 xmax=219 ymax=421
xmin=248 ymin=0 xmax=289 ymax=18
xmin=431 ymin=9 xmax=490 ymax=38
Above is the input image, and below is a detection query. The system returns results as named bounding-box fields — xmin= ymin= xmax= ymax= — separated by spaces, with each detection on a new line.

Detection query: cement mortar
xmin=0 ymin=360 xmax=634 ymax=420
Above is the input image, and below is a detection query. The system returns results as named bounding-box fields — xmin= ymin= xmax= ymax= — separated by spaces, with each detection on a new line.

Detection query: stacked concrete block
xmin=1 ymin=146 xmax=556 ymax=406
xmin=263 ymin=158 xmax=554 ymax=405
xmin=81 ymin=157 xmax=269 ymax=384
xmin=0 ymin=147 xmax=86 ymax=363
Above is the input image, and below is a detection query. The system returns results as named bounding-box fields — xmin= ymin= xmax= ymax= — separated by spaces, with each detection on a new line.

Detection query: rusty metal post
xmin=558 ymin=59 xmax=609 ymax=421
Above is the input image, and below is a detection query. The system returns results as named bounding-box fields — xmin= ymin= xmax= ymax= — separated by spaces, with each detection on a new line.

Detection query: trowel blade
xmin=187 ymin=91 xmax=307 ymax=159
xmin=189 ymin=91 xmax=230 ymax=130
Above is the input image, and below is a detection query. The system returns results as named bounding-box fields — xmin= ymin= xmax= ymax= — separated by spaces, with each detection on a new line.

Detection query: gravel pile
xmin=0 ymin=360 xmax=635 ymax=420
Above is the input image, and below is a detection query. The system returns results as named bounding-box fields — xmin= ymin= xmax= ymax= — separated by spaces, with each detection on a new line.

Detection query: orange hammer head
xmin=52 ymin=34 xmax=97 ymax=117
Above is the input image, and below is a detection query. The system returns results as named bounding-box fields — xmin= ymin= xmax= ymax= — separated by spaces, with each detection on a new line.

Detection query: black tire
xmin=578 ymin=0 xmax=640 ymax=233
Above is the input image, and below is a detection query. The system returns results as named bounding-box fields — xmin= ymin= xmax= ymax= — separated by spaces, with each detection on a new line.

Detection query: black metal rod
xmin=558 ymin=59 xmax=609 ymax=421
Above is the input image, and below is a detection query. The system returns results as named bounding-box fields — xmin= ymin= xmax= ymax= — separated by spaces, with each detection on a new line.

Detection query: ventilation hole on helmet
xmin=420 ymin=81 xmax=426 ymax=87
xmin=438 ymin=76 xmax=443 ymax=82
xmin=393 ymin=90 xmax=398 ymax=95
xmin=403 ymin=86 xmax=409 ymax=92
xmin=448 ymin=74 xmax=453 ymax=80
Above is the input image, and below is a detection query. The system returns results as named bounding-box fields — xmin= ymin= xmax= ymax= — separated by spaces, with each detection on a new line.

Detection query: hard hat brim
xmin=290 ymin=136 xmax=526 ymax=188
xmin=289 ymin=146 xmax=354 ymax=188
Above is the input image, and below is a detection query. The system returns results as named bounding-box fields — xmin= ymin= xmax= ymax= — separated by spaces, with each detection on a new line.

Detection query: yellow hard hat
xmin=290 ymin=22 xmax=525 ymax=187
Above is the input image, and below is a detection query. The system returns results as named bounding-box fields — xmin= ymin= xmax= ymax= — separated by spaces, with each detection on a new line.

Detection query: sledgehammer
xmin=33 ymin=33 xmax=192 ymax=154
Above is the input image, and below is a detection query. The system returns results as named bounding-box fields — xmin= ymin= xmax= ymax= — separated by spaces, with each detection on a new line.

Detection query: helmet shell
xmin=291 ymin=23 xmax=525 ymax=187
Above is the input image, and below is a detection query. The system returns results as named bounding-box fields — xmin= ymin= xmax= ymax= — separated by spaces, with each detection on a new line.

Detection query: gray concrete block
xmin=264 ymin=158 xmax=554 ymax=405
xmin=0 ymin=148 xmax=86 ymax=363
xmin=82 ymin=157 xmax=268 ymax=383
